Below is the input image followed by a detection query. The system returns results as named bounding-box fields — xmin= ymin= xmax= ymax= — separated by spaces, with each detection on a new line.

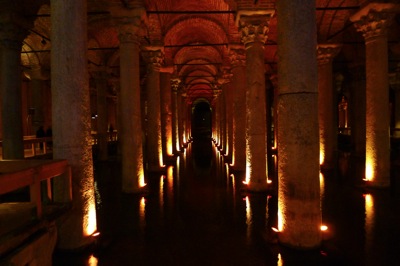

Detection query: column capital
xmin=229 ymin=44 xmax=246 ymax=67
xmin=350 ymin=3 xmax=400 ymax=41
xmin=317 ymin=44 xmax=342 ymax=65
xmin=171 ymin=78 xmax=181 ymax=93
xmin=142 ymin=47 xmax=164 ymax=71
xmin=236 ymin=10 xmax=274 ymax=46
xmin=217 ymin=66 xmax=233 ymax=85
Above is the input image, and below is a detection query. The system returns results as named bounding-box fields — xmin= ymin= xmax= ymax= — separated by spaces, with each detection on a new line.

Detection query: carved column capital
xmin=317 ymin=44 xmax=342 ymax=65
xmin=142 ymin=47 xmax=164 ymax=71
xmin=171 ymin=78 xmax=181 ymax=93
xmin=237 ymin=10 xmax=274 ymax=47
xmin=350 ymin=3 xmax=399 ymax=41
xmin=229 ymin=45 xmax=246 ymax=67
xmin=217 ymin=66 xmax=233 ymax=85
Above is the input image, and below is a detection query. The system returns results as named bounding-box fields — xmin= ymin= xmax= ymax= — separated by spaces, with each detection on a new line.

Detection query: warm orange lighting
xmin=245 ymin=196 xmax=252 ymax=243
xmin=277 ymin=202 xmax=284 ymax=232
xmin=88 ymin=255 xmax=98 ymax=266
xmin=320 ymin=172 xmax=325 ymax=202
xmin=159 ymin=151 xmax=165 ymax=168
xmin=320 ymin=225 xmax=328 ymax=231
xmin=277 ymin=253 xmax=283 ymax=266
xmin=139 ymin=170 xmax=146 ymax=188
xmin=319 ymin=146 xmax=325 ymax=166
xmin=92 ymin=231 xmax=100 ymax=237
xmin=272 ymin=227 xmax=279 ymax=232
xmin=167 ymin=137 xmax=173 ymax=156
xmin=84 ymin=196 xmax=97 ymax=236
xmin=267 ymin=179 xmax=272 ymax=184
xmin=365 ymin=157 xmax=374 ymax=181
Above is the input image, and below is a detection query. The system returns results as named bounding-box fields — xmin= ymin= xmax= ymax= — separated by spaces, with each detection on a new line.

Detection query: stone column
xmin=238 ymin=11 xmax=273 ymax=191
xmin=277 ymin=0 xmax=321 ymax=248
xmin=317 ymin=44 xmax=342 ymax=171
xmin=116 ymin=12 xmax=146 ymax=192
xmin=351 ymin=3 xmax=398 ymax=187
xmin=229 ymin=46 xmax=247 ymax=171
xmin=160 ymin=71 xmax=174 ymax=162
xmin=28 ymin=65 xmax=47 ymax=134
xmin=0 ymin=15 xmax=29 ymax=159
xmin=171 ymin=78 xmax=181 ymax=153
xmin=91 ymin=67 xmax=109 ymax=161
xmin=143 ymin=47 xmax=164 ymax=171
xmin=51 ymin=0 xmax=97 ymax=249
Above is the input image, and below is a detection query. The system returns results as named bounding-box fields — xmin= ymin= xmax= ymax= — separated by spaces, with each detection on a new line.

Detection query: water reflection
xmin=52 ymin=143 xmax=400 ymax=266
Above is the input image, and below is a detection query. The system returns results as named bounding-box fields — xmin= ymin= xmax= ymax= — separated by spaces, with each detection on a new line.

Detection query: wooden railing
xmin=0 ymin=160 xmax=72 ymax=219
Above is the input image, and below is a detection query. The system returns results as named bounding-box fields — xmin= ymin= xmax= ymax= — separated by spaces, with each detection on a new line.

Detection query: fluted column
xmin=171 ymin=78 xmax=181 ymax=153
xmin=143 ymin=47 xmax=164 ymax=171
xmin=277 ymin=0 xmax=321 ymax=248
xmin=229 ymin=46 xmax=247 ymax=171
xmin=116 ymin=13 xmax=145 ymax=192
xmin=51 ymin=0 xmax=97 ymax=249
xmin=317 ymin=44 xmax=342 ymax=171
xmin=238 ymin=11 xmax=273 ymax=191
xmin=0 ymin=14 xmax=30 ymax=159
xmin=351 ymin=3 xmax=398 ymax=188
xmin=91 ymin=67 xmax=109 ymax=161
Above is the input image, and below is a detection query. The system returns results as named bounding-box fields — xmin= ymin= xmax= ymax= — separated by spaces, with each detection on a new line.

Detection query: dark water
xmin=53 ymin=139 xmax=400 ymax=266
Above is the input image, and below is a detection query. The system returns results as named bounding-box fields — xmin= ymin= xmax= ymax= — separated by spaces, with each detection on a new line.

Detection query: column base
xmin=363 ymin=180 xmax=391 ymax=189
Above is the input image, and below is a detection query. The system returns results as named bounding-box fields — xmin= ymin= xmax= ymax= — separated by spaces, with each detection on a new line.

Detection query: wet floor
xmin=53 ymin=138 xmax=400 ymax=266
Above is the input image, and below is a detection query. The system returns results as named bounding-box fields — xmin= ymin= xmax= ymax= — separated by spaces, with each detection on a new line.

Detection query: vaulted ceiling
xmin=19 ymin=0 xmax=400 ymax=104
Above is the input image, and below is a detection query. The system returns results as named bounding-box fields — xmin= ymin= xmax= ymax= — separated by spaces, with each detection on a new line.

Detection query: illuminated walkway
xmin=53 ymin=139 xmax=400 ymax=266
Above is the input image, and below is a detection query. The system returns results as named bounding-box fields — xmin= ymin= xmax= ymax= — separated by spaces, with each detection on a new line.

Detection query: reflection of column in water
xmin=364 ymin=193 xmax=375 ymax=263
xmin=160 ymin=175 xmax=165 ymax=220
xmin=277 ymin=253 xmax=283 ymax=266
xmin=87 ymin=254 xmax=98 ymax=266
xmin=139 ymin=196 xmax=146 ymax=232
xmin=245 ymin=196 xmax=253 ymax=244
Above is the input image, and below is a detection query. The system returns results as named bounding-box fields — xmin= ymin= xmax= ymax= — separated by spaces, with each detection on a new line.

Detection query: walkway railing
xmin=0 ymin=159 xmax=72 ymax=219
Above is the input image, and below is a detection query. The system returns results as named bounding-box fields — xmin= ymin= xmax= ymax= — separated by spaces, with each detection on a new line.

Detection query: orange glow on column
xmin=277 ymin=201 xmax=284 ymax=232
xmin=84 ymin=197 xmax=97 ymax=236
xmin=319 ymin=145 xmax=325 ymax=166
xmin=159 ymin=148 xmax=165 ymax=167
xmin=139 ymin=170 xmax=146 ymax=188
xmin=365 ymin=155 xmax=374 ymax=181
xmin=167 ymin=138 xmax=173 ymax=156
xmin=245 ymin=196 xmax=252 ymax=243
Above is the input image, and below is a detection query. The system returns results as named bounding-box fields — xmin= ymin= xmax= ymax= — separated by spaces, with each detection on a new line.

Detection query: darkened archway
xmin=191 ymin=100 xmax=212 ymax=140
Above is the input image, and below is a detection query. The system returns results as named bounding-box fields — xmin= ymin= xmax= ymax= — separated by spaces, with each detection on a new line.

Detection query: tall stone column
xmin=143 ymin=47 xmax=164 ymax=171
xmin=171 ymin=78 xmax=181 ymax=153
xmin=91 ymin=67 xmax=109 ymax=161
xmin=160 ymin=71 xmax=174 ymax=162
xmin=51 ymin=0 xmax=97 ymax=249
xmin=277 ymin=0 xmax=321 ymax=249
xmin=229 ymin=46 xmax=247 ymax=171
xmin=0 ymin=15 xmax=29 ymax=159
xmin=351 ymin=3 xmax=398 ymax=187
xmin=115 ymin=13 xmax=146 ymax=192
xmin=238 ymin=11 xmax=273 ymax=191
xmin=317 ymin=44 xmax=341 ymax=171
xmin=28 ymin=65 xmax=47 ymax=134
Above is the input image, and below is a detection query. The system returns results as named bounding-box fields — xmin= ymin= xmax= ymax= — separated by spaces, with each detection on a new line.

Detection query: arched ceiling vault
xmin=15 ymin=0 xmax=400 ymax=102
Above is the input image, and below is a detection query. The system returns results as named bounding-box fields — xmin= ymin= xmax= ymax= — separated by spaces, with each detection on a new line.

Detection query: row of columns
xmin=0 ymin=0 xmax=398 ymax=251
